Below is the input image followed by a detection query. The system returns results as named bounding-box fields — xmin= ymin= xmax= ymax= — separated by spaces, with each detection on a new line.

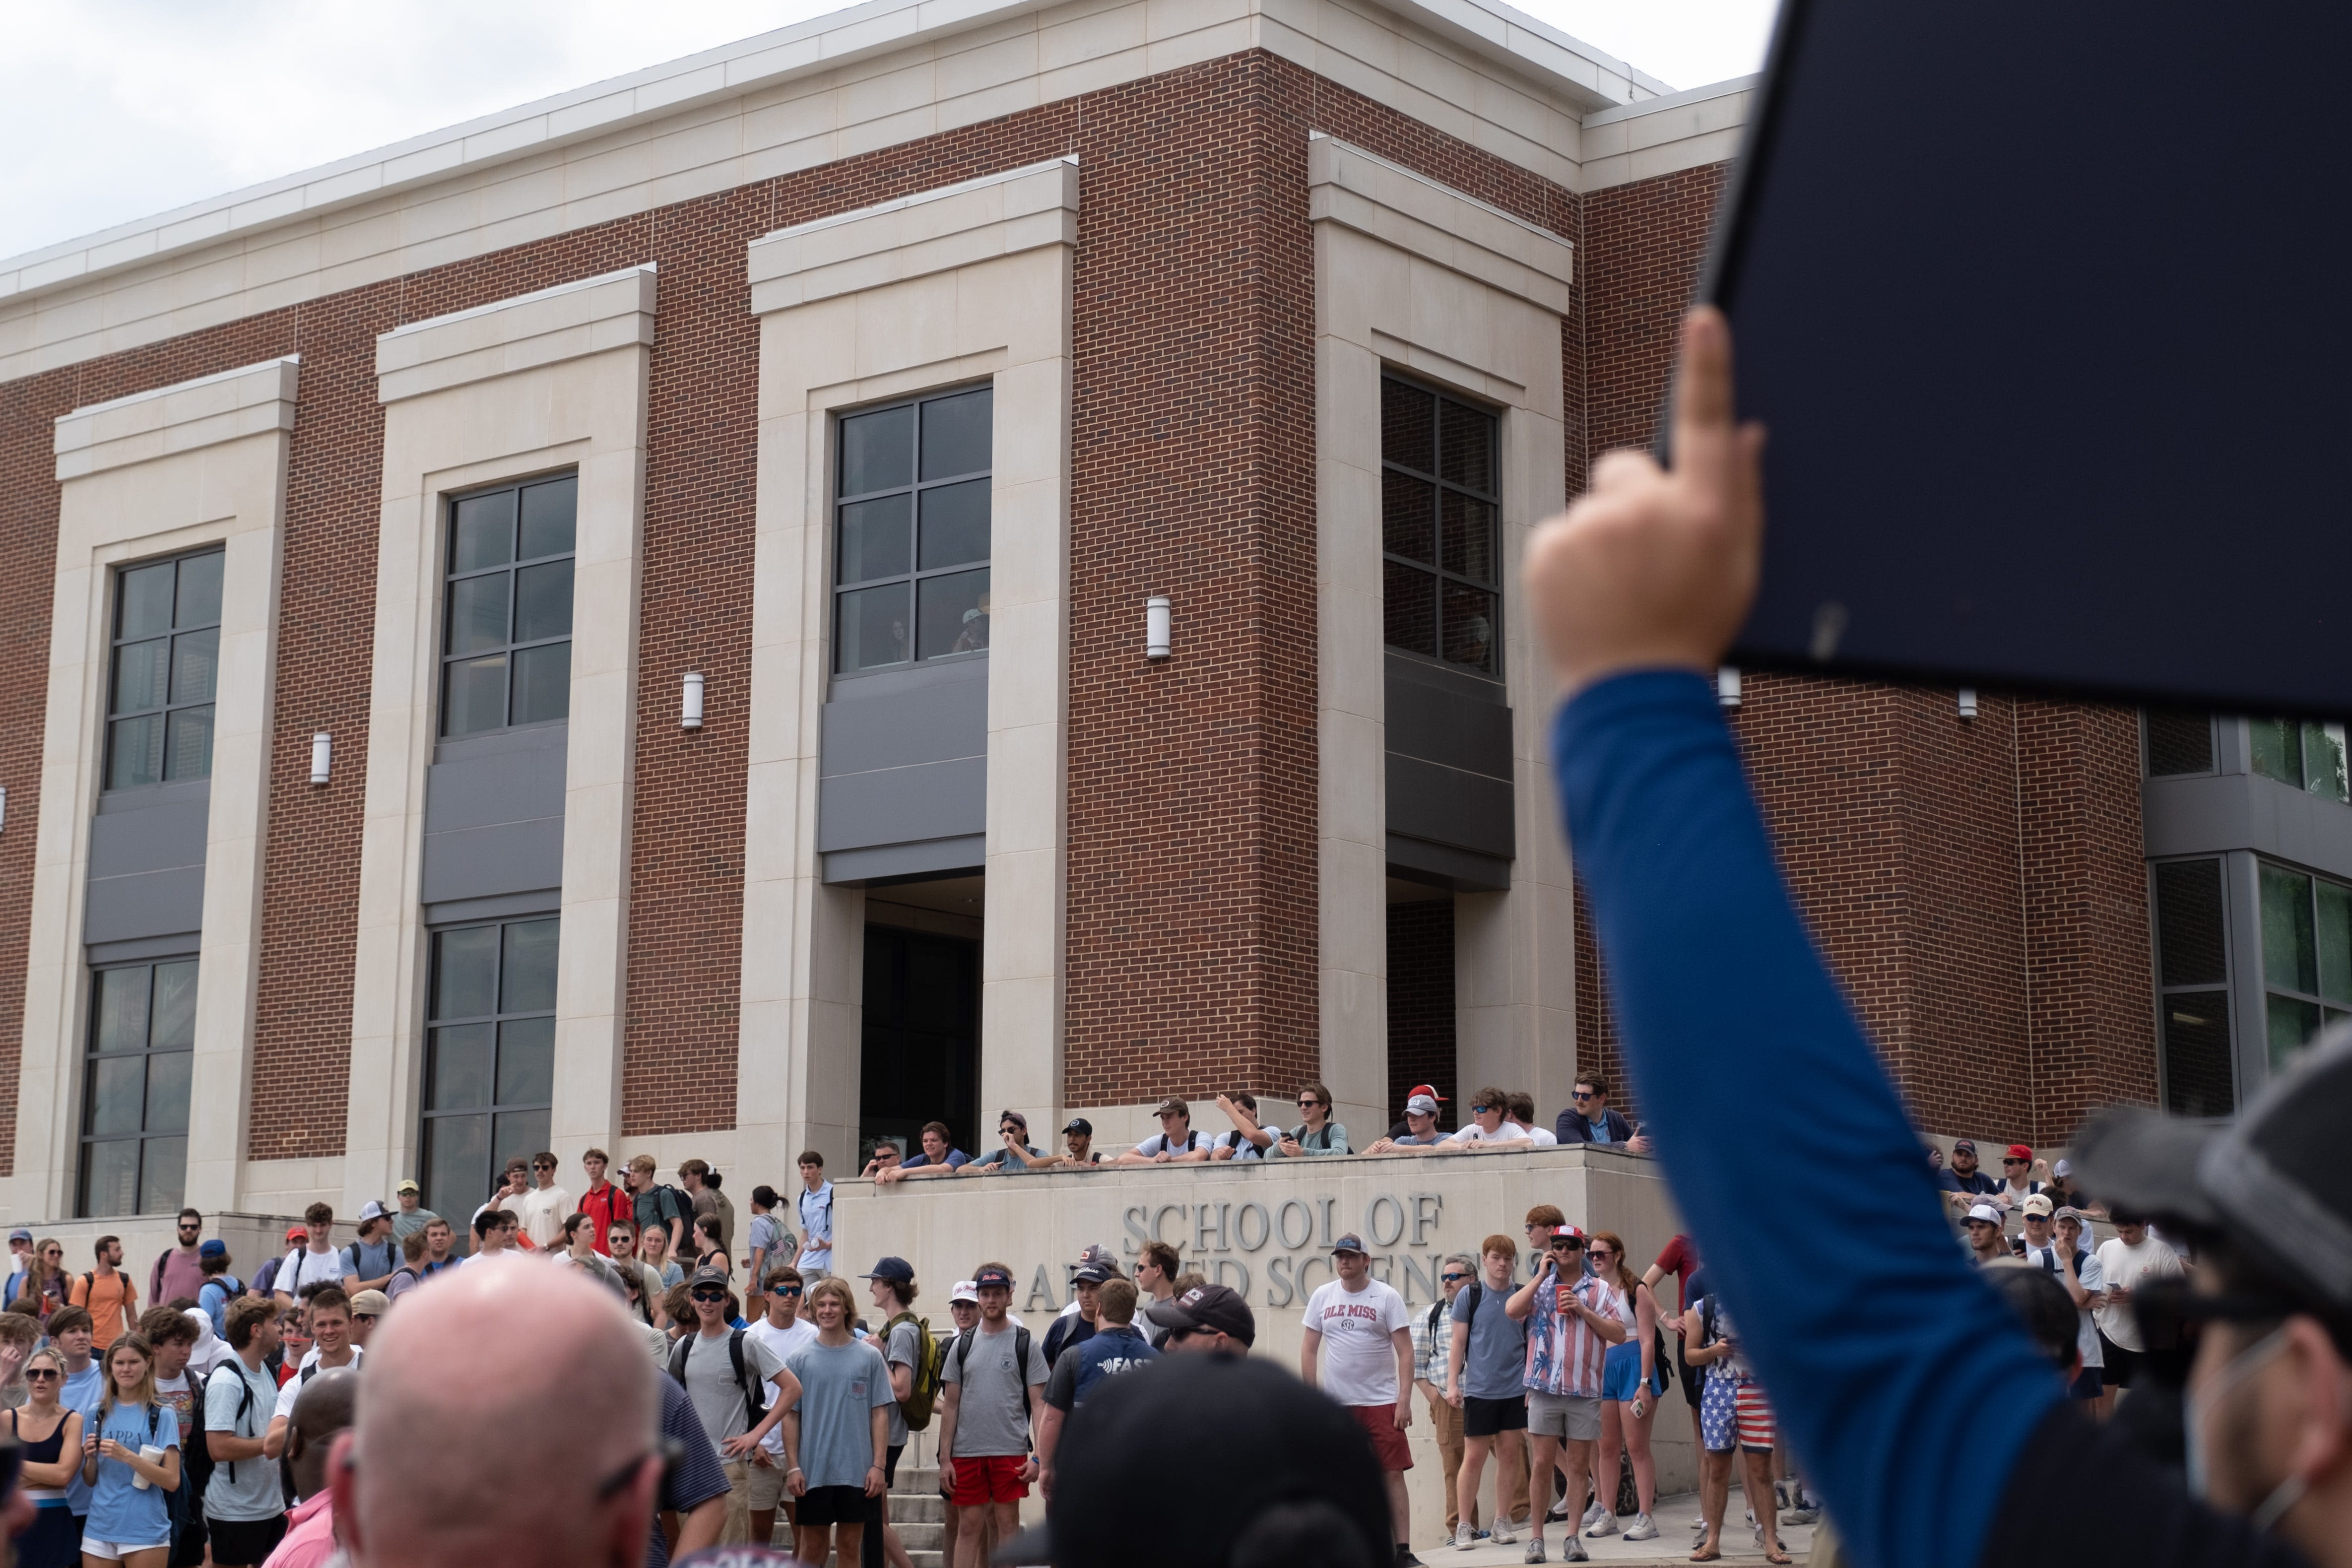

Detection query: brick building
xmin=0 ymin=0 xmax=2311 ymax=1228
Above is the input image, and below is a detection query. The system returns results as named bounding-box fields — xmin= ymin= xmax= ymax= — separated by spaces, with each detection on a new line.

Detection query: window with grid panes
xmin=419 ymin=917 xmax=556 ymax=1210
xmin=2257 ymin=862 xmax=2352 ymax=1071
xmin=79 ymin=959 xmax=195 ymax=1216
xmin=2250 ymin=718 xmax=2349 ymax=802
xmin=1381 ymin=376 xmax=1500 ymax=676
xmin=2151 ymin=859 xmax=2235 ymax=1117
xmin=106 ymin=548 xmax=222 ymax=790
xmin=2143 ymin=711 xmax=2215 ymax=777
xmin=441 ymin=475 xmax=577 ymax=737
xmin=833 ymin=387 xmax=992 ymax=674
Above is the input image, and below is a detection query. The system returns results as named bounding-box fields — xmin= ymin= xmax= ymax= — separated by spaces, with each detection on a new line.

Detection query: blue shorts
xmin=1601 ymin=1338 xmax=1666 ymax=1402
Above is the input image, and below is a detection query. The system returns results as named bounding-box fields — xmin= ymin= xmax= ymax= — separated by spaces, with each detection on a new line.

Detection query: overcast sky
xmin=0 ymin=0 xmax=1776 ymax=262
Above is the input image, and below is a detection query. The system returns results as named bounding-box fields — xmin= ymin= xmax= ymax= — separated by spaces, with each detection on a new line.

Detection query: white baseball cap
xmin=1965 ymin=1203 xmax=2005 ymax=1227
xmin=950 ymin=1279 xmax=980 ymax=1304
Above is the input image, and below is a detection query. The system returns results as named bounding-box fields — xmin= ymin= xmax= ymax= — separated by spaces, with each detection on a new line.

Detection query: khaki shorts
xmin=719 ymin=1458 xmax=755 ymax=1544
xmin=744 ymin=1452 xmax=790 ymax=1509
xmin=1525 ymin=1390 xmax=1601 ymax=1442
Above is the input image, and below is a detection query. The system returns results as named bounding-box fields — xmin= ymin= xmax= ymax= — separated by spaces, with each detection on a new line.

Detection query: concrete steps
xmin=772 ymin=1461 xmax=952 ymax=1568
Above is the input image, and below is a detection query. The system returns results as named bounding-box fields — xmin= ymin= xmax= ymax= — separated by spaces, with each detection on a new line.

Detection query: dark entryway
xmin=859 ymin=923 xmax=980 ymax=1165
xmin=1387 ymin=893 xmax=1457 ymax=1131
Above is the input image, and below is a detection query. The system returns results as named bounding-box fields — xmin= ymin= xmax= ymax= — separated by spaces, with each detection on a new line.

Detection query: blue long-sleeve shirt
xmin=1556 ymin=671 xmax=2061 ymax=1568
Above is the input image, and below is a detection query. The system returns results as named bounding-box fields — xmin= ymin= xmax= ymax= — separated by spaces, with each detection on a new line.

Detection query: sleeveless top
xmin=9 ymin=1406 xmax=70 ymax=1502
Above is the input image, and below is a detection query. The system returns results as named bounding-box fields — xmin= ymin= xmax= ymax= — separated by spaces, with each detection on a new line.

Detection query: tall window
xmin=2143 ymin=711 xmax=2214 ymax=777
xmin=2151 ymin=859 xmax=2234 ymax=1116
xmin=107 ymin=548 xmax=222 ymax=789
xmin=2258 ymin=862 xmax=2352 ymax=1071
xmin=833 ymin=386 xmax=992 ymax=675
xmin=80 ymin=959 xmax=195 ymax=1216
xmin=1381 ymin=376 xmax=1500 ymax=676
xmin=2250 ymin=718 xmax=2349 ymax=802
xmin=420 ymin=917 xmax=556 ymax=1208
xmin=442 ymin=474 xmax=577 ymax=738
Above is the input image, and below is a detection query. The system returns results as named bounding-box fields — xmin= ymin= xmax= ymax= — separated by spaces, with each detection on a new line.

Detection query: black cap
xmin=1142 ymin=1283 xmax=1255 ymax=1347
xmin=973 ymin=1264 xmax=1016 ymax=1291
xmin=860 ymin=1256 xmax=914 ymax=1283
xmin=2075 ymin=1023 xmax=2352 ymax=1311
xmin=997 ymin=1354 xmax=1387 ymax=1568
xmin=690 ymin=1264 xmax=730 ymax=1289
xmin=1062 ymin=1117 xmax=1093 ymax=1136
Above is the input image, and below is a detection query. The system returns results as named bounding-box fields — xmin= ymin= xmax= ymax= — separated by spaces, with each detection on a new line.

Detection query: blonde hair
xmin=23 ymin=1345 xmax=65 ymax=1390
xmin=806 ymin=1277 xmax=857 ymax=1320
xmin=1588 ymin=1231 xmax=1638 ymax=1294
xmin=98 ymin=1332 xmax=157 ymax=1423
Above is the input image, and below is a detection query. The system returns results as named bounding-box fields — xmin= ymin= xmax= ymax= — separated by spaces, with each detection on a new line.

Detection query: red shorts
xmin=1350 ymin=1403 xmax=1415 ymax=1471
xmin=947 ymin=1452 xmax=1030 ymax=1505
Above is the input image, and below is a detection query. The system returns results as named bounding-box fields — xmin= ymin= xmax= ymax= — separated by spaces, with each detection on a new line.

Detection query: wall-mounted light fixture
xmin=1146 ymin=597 xmax=1172 ymax=660
xmin=682 ymin=672 xmax=706 ymax=729
xmin=0 ymin=783 xmax=8 ymax=834
xmin=1958 ymin=688 xmax=1979 ymax=720
xmin=1716 ymin=667 xmax=1742 ymax=708
xmin=310 ymin=733 xmax=331 ymax=785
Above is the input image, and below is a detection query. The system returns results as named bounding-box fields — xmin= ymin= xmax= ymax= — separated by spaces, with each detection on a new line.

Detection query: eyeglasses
xmin=1297 ymin=1099 xmax=1320 ymax=1108
xmin=1587 ymin=1250 xmax=1614 ymax=1262
xmin=2003 ymin=1158 xmax=2028 ymax=1166
xmin=691 ymin=1288 xmax=728 ymax=1304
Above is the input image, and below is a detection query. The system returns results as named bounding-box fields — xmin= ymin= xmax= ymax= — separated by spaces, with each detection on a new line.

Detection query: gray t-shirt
xmin=883 ymin=1318 xmax=922 ymax=1448
xmin=784 ymin=1339 xmax=895 ymax=1490
xmin=941 ymin=1320 xmax=1046 ymax=1458
xmin=203 ymin=1360 xmax=284 ymax=1522
xmin=1451 ymin=1279 xmax=1529 ymax=1401
xmin=681 ymin=1329 xmax=788 ymax=1460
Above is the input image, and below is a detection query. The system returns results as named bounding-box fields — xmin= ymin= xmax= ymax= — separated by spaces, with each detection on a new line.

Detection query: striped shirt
xmin=1523 ymin=1271 xmax=1623 ymax=1398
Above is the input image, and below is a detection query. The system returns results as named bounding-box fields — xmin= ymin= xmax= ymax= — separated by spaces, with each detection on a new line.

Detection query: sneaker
xmin=1453 ymin=1523 xmax=1477 ymax=1552
xmin=1622 ymin=1513 xmax=1659 ymax=1542
xmin=1559 ymin=1535 xmax=1588 ymax=1563
xmin=1580 ymin=1503 xmax=1609 ymax=1532
xmin=1546 ymin=1504 xmax=1572 ymax=1524
xmin=1522 ymin=1538 xmax=1545 ymax=1565
xmin=1774 ymin=1480 xmax=1792 ymax=1513
xmin=1690 ymin=1515 xmax=1709 ymax=1534
xmin=1781 ymin=1506 xmax=1821 ymax=1527
xmin=1583 ymin=1513 xmax=1619 ymax=1539
xmin=1396 ymin=1550 xmax=1426 ymax=1568
xmin=1489 ymin=1519 xmax=1516 ymax=1546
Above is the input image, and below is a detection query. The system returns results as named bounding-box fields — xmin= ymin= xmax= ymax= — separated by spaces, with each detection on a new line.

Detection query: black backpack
xmin=667 ymin=1329 xmax=767 ymax=1427
xmin=951 ymin=1325 xmax=1036 ymax=1434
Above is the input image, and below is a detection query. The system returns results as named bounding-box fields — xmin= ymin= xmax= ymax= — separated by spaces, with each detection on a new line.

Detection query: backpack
xmin=202 ymin=1365 xmax=261 ymax=1482
xmin=887 ymin=1309 xmax=947 ymax=1431
xmin=667 ymin=1329 xmax=767 ymax=1427
xmin=1289 ymin=1122 xmax=1336 ymax=1150
xmin=951 ymin=1325 xmax=1035 ymax=1434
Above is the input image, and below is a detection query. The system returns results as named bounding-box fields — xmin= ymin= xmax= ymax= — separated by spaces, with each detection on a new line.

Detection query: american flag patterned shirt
xmin=1523 ymin=1270 xmax=1624 ymax=1398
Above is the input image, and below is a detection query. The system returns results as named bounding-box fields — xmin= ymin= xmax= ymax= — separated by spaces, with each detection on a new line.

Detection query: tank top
xmin=10 ymin=1406 xmax=70 ymax=1501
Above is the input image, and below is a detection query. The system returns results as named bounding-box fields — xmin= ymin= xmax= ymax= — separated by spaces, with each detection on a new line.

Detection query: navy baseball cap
xmin=973 ymin=1264 xmax=1016 ymax=1291
xmin=198 ymin=1239 xmax=227 ymax=1260
xmin=1062 ymin=1117 xmax=1093 ymax=1135
xmin=860 ymin=1256 xmax=914 ymax=1284
xmin=1330 ymin=1233 xmax=1367 ymax=1255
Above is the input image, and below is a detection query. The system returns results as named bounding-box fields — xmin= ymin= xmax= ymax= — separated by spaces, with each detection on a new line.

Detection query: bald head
xmin=338 ymin=1260 xmax=658 ymax=1568
xmin=286 ymin=1367 xmax=359 ymax=1501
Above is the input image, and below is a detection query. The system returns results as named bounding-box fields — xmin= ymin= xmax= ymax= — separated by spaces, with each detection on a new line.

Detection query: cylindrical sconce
xmin=1958 ymin=687 xmax=1979 ymax=720
xmin=0 ymin=783 xmax=8 ymax=834
xmin=1145 ymin=597 xmax=1172 ymax=660
xmin=309 ymin=733 xmax=331 ymax=785
xmin=682 ymin=672 xmax=705 ymax=729
xmin=1716 ymin=666 xmax=1742 ymax=708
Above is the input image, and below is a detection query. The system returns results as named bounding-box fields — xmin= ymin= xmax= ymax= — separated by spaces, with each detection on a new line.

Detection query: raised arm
xmin=1528 ymin=308 xmax=2061 ymax=1568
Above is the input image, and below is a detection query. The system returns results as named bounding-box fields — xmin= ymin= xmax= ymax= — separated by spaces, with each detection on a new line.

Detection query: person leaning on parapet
xmin=1521 ymin=302 xmax=2349 ymax=1568
xmin=1553 ymin=1076 xmax=1649 ymax=1153
xmin=1207 ymin=1093 xmax=1271 ymax=1160
xmin=1384 ymin=1083 xmax=1451 ymax=1141
xmin=1364 ymin=1093 xmax=1451 ymax=1156
xmin=959 ymin=1111 xmax=1045 ymax=1175
xmin=1270 ymin=1081 xmax=1351 ymax=1157
xmin=877 ymin=1123 xmax=971 ymax=1183
xmin=1504 ymin=1093 xmax=1559 ymax=1147
xmin=1117 ymin=1099 xmax=1212 ymax=1164
xmin=1443 ymin=1088 xmax=1533 ymax=1153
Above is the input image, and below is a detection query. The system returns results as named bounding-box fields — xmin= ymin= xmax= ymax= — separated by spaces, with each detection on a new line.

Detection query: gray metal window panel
xmin=2142 ymin=771 xmax=2352 ymax=886
xmin=83 ymin=865 xmax=207 ymax=948
xmin=1385 ymin=834 xmax=1510 ymax=895
xmin=84 ymin=777 xmax=210 ymax=947
xmin=420 ymin=722 xmax=567 ymax=909
xmin=820 ymin=657 xmax=988 ymax=777
xmin=822 ymin=836 xmax=988 ymax=886
xmin=85 ymin=934 xmax=203 ymax=967
xmin=1383 ymin=652 xmax=1511 ymax=780
xmin=420 ymin=818 xmax=567 ymax=909
xmin=422 ymin=890 xmax=564 ymax=927
xmin=1385 ymin=754 xmax=1515 ymax=862
xmin=816 ymin=756 xmax=988 ymax=853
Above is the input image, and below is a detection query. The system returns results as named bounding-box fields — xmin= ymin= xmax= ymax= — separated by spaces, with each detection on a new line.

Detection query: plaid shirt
xmin=1524 ymin=1272 xmax=1623 ymax=1398
xmin=1410 ymin=1296 xmax=1451 ymax=1388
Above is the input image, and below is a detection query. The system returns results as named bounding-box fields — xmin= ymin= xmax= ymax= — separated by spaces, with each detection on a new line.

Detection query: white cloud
xmin=0 ymin=0 xmax=1777 ymax=261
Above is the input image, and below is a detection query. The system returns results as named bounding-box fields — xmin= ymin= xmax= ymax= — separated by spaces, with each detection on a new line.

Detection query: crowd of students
xmin=854 ymin=1078 xmax=1652 ymax=1181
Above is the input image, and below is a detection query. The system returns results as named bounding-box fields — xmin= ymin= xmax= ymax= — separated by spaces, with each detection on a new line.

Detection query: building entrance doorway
xmin=860 ymin=918 xmax=980 ymax=1166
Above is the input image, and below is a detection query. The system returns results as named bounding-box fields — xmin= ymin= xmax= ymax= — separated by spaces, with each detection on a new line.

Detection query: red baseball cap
xmin=2005 ymin=1144 xmax=2034 ymax=1161
xmin=1405 ymin=1083 xmax=1448 ymax=1101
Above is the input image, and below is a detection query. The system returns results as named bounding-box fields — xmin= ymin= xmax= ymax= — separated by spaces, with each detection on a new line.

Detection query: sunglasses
xmin=776 ymin=1285 xmax=803 ymax=1297
xmin=691 ymin=1289 xmax=728 ymax=1303
xmin=1571 ymin=1091 xmax=1597 ymax=1101
xmin=1469 ymin=1105 xmax=1493 ymax=1114
xmin=24 ymin=1368 xmax=59 ymax=1381
xmin=1298 ymin=1099 xmax=1320 ymax=1108
xmin=1441 ymin=1272 xmax=1469 ymax=1284
xmin=1588 ymin=1249 xmax=1614 ymax=1261
xmin=178 ymin=1223 xmax=201 ymax=1231
xmin=2004 ymin=1158 xmax=2028 ymax=1166
xmin=1550 ymin=1239 xmax=1582 ymax=1251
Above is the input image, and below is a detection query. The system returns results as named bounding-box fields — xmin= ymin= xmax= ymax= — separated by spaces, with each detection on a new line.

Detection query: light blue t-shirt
xmin=83 ymin=1401 xmax=179 ymax=1546
xmin=1451 ymin=1279 xmax=1530 ymax=1401
xmin=1585 ymin=1117 xmax=1614 ymax=1145
xmin=784 ymin=1338 xmax=896 ymax=1489
xmin=62 ymin=1362 xmax=104 ymax=1515
xmin=203 ymin=1360 xmax=285 ymax=1522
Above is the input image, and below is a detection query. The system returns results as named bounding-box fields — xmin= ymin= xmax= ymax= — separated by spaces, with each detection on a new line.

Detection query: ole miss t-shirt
xmin=1305 ymin=1277 xmax=1411 ymax=1407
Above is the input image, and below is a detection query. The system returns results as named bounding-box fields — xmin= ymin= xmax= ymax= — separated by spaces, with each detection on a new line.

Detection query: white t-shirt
xmin=275 ymin=1348 xmax=364 ymax=1419
xmin=1305 ymin=1277 xmax=1411 ymax=1407
xmin=512 ymin=1184 xmax=574 ymax=1248
xmin=1447 ymin=1120 xmax=1530 ymax=1145
xmin=2092 ymin=1236 xmax=2184 ymax=1351
xmin=2018 ymin=1243 xmax=2106 ymax=1371
xmin=1132 ymin=1130 xmax=1207 ymax=1158
xmin=276 ymin=1247 xmax=351 ymax=1297
xmin=745 ymin=1315 xmax=821 ymax=1456
xmin=1513 ymin=1122 xmax=1559 ymax=1147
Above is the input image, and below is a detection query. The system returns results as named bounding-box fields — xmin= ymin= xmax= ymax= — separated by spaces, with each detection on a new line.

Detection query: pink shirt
xmin=261 ymin=1490 xmax=336 ymax=1568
